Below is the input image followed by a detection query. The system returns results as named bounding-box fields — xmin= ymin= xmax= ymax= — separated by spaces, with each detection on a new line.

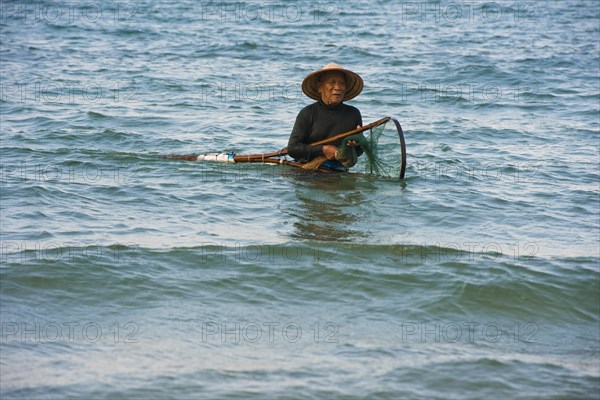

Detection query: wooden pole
xmin=233 ymin=116 xmax=390 ymax=162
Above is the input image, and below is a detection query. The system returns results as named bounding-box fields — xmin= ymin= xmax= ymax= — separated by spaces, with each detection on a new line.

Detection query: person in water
xmin=287 ymin=63 xmax=363 ymax=170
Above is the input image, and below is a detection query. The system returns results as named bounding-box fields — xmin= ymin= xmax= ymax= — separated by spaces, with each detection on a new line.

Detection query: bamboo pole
xmin=233 ymin=116 xmax=390 ymax=162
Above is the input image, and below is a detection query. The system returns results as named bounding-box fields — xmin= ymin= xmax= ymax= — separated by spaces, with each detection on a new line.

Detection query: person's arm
xmin=287 ymin=111 xmax=324 ymax=161
xmin=353 ymin=111 xmax=364 ymax=156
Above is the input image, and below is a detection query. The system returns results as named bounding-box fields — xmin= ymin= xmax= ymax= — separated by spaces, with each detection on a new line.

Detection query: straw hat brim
xmin=301 ymin=64 xmax=364 ymax=102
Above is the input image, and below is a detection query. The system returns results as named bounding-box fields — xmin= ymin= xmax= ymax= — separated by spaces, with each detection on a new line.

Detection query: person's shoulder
xmin=294 ymin=102 xmax=319 ymax=125
xmin=297 ymin=102 xmax=319 ymax=116
xmin=341 ymin=103 xmax=361 ymax=115
xmin=301 ymin=102 xmax=320 ymax=112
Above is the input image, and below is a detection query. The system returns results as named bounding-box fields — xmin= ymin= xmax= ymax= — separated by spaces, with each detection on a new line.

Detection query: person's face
xmin=318 ymin=71 xmax=347 ymax=106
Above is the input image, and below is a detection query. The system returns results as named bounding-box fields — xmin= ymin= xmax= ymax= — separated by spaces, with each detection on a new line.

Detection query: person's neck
xmin=318 ymin=100 xmax=343 ymax=109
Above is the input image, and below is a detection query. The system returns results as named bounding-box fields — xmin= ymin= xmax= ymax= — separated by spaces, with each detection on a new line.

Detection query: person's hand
xmin=346 ymin=125 xmax=362 ymax=147
xmin=323 ymin=145 xmax=338 ymax=160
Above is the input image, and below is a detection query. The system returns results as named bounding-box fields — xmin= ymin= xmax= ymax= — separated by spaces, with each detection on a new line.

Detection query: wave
xmin=2 ymin=243 xmax=597 ymax=322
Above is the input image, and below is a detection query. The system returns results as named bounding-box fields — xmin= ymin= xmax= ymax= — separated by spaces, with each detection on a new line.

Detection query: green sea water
xmin=1 ymin=0 xmax=599 ymax=398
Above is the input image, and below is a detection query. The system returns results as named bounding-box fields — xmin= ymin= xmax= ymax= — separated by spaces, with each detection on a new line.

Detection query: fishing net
xmin=163 ymin=117 xmax=406 ymax=179
xmin=303 ymin=119 xmax=405 ymax=178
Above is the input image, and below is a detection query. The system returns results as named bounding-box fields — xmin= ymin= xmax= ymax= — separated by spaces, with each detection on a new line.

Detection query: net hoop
xmin=391 ymin=118 xmax=407 ymax=179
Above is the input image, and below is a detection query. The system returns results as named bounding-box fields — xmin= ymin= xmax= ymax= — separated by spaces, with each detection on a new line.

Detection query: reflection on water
xmin=285 ymin=172 xmax=370 ymax=241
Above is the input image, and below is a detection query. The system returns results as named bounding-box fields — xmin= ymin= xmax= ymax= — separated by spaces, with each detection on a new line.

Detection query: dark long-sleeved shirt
xmin=287 ymin=101 xmax=363 ymax=162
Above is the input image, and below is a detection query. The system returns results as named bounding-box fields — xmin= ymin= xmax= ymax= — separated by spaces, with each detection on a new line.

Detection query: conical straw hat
xmin=301 ymin=63 xmax=364 ymax=102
